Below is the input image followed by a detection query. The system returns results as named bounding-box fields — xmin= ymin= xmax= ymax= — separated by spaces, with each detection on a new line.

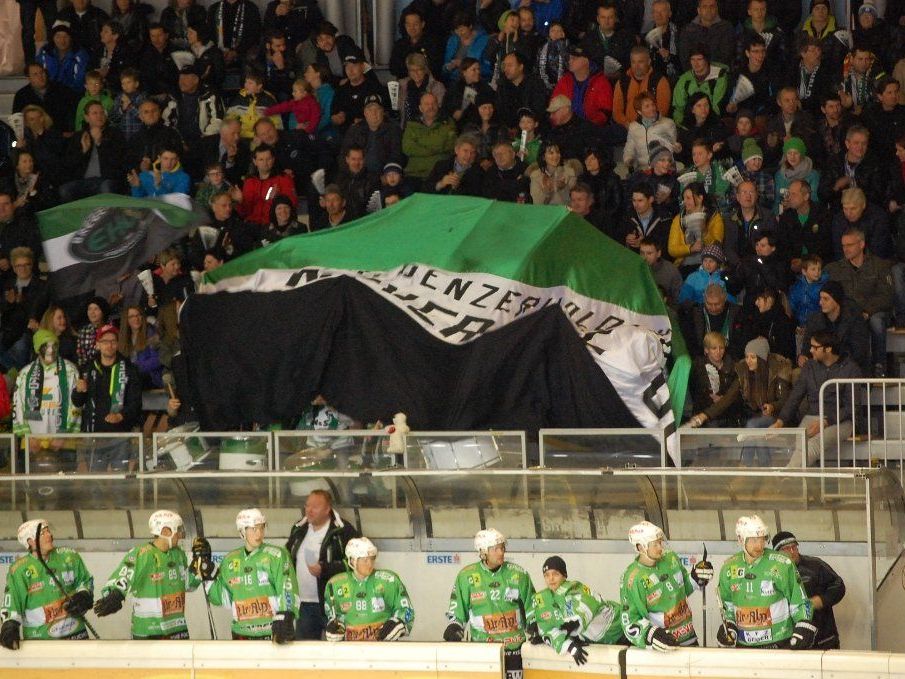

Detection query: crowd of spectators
xmin=5 ymin=0 xmax=905 ymax=456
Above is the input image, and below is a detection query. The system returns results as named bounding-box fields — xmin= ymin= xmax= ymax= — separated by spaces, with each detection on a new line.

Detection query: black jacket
xmin=746 ymin=304 xmax=797 ymax=361
xmin=483 ymin=161 xmax=529 ymax=203
xmin=63 ymin=125 xmax=129 ymax=187
xmin=801 ymin=301 xmax=871 ymax=370
xmin=796 ymin=553 xmax=845 ymax=649
xmin=286 ymin=511 xmax=360 ymax=605
xmin=72 ymin=355 xmax=143 ymax=432
xmin=424 ymin=157 xmax=484 ymax=197
xmin=546 ymin=114 xmax=603 ymax=162
xmin=616 ymin=207 xmax=671 ymax=255
xmin=495 ymin=74 xmax=549 ymax=130
xmin=200 ymin=133 xmax=251 ymax=186
xmin=389 ymin=33 xmax=444 ymax=80
xmin=818 ymin=154 xmax=887 ymax=210
xmin=127 ymin=122 xmax=185 ymax=173
xmin=0 ymin=211 xmax=43 ymax=263
xmin=341 ymin=121 xmax=404 ymax=175
xmin=58 ymin=4 xmax=109 ymax=54
xmin=139 ymin=43 xmax=180 ymax=97
xmin=722 ymin=206 xmax=776 ymax=267
xmin=778 ymin=203 xmax=834 ymax=265
xmin=12 ymin=82 xmax=79 ymax=134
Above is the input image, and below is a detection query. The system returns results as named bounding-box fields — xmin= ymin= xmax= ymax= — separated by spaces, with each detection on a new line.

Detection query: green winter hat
xmin=498 ymin=9 xmax=516 ymax=31
xmin=742 ymin=137 xmax=763 ymax=162
xmin=782 ymin=136 xmax=808 ymax=157
xmin=32 ymin=329 xmax=57 ymax=353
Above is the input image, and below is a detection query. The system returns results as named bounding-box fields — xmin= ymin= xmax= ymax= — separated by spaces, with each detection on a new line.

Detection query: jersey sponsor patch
xmin=341 ymin=602 xmax=351 ymax=612
xmin=42 ymin=598 xmax=66 ymax=623
xmin=735 ymin=606 xmax=772 ymax=629
xmin=346 ymin=622 xmax=383 ymax=641
xmin=504 ymin=587 xmax=519 ymax=602
xmin=471 ymin=591 xmax=486 ymax=602
xmin=646 ymin=574 xmax=660 ymax=588
xmin=647 ymin=589 xmax=662 ymax=605
xmin=150 ymin=572 xmax=163 ymax=582
xmin=27 ymin=581 xmax=43 ymax=594
xmin=760 ymin=580 xmax=775 ymax=596
xmin=161 ymin=592 xmax=186 ymax=617
xmin=663 ymin=599 xmax=691 ymax=629
xmin=741 ymin=628 xmax=773 ymax=644
xmin=728 ymin=566 xmax=746 ymax=579
xmin=371 ymin=597 xmax=385 ymax=612
xmin=235 ymin=596 xmax=273 ymax=621
xmin=482 ymin=610 xmax=519 ymax=634
xmin=47 ymin=616 xmax=79 ymax=639
xmin=257 ymin=572 xmax=269 ymax=586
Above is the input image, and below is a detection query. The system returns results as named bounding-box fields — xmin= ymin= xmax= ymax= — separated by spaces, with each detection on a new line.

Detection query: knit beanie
xmin=542 ymin=556 xmax=568 ymax=577
xmin=648 ymin=139 xmax=673 ymax=164
xmin=821 ymin=280 xmax=845 ymax=306
xmin=498 ymin=9 xmax=516 ymax=31
xmin=745 ymin=336 xmax=770 ymax=362
xmin=700 ymin=242 xmax=726 ymax=264
xmin=782 ymin=136 xmax=808 ymax=157
xmin=32 ymin=329 xmax=57 ymax=354
xmin=742 ymin=137 xmax=763 ymax=162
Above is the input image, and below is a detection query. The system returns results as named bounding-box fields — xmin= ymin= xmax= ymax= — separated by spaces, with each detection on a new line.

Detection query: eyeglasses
xmin=810 ymin=344 xmax=824 ymax=350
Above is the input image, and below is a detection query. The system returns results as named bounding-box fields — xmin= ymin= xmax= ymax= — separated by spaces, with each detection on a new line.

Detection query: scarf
xmin=216 ymin=0 xmax=245 ymax=50
xmin=744 ymin=359 xmax=769 ymax=412
xmin=96 ymin=359 xmax=128 ymax=415
xmin=779 ymin=155 xmax=813 ymax=182
xmin=798 ymin=63 xmax=819 ymax=100
xmin=25 ymin=358 xmax=70 ymax=430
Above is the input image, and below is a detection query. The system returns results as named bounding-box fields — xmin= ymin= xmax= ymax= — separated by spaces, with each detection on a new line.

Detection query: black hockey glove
xmin=63 ymin=590 xmax=94 ymax=618
xmin=526 ymin=621 xmax=544 ymax=644
xmin=560 ymin=619 xmax=581 ymax=636
xmin=93 ymin=589 xmax=124 ymax=617
xmin=647 ymin=625 xmax=678 ymax=651
xmin=789 ymin=620 xmax=817 ymax=650
xmin=716 ymin=621 xmax=738 ymax=648
xmin=271 ymin=611 xmax=295 ymax=644
xmin=443 ymin=621 xmax=465 ymax=641
xmin=377 ymin=618 xmax=406 ymax=641
xmin=190 ymin=537 xmax=216 ymax=582
xmin=325 ymin=618 xmax=346 ymax=642
xmin=0 ymin=620 xmax=20 ymax=650
xmin=691 ymin=559 xmax=714 ymax=587
xmin=565 ymin=638 xmax=588 ymax=666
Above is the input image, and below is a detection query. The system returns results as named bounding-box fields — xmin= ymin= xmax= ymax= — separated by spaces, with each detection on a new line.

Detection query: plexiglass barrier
xmin=22 ymin=433 xmax=143 ymax=475
xmin=538 ymin=428 xmax=666 ymax=468
xmin=675 ymin=428 xmax=808 ymax=467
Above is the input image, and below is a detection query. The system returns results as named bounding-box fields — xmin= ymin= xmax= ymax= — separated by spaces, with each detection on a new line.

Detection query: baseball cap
xmin=546 ymin=94 xmax=572 ymax=113
xmin=95 ymin=324 xmax=119 ymax=342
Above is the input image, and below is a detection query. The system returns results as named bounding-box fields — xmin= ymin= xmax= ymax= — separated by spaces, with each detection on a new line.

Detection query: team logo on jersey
xmin=729 ymin=566 xmax=746 ymax=579
xmin=647 ymin=589 xmax=662 ymax=605
xmin=257 ymin=572 xmax=269 ymax=586
xmin=647 ymin=575 xmax=660 ymax=588
xmin=504 ymin=587 xmax=519 ymax=602
xmin=371 ymin=597 xmax=385 ymax=612
xmin=356 ymin=591 xmax=366 ymax=598
xmin=489 ymin=581 xmax=501 ymax=588
xmin=760 ymin=580 xmax=774 ymax=596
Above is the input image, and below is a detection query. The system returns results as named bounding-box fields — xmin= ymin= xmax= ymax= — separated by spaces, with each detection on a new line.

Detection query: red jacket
xmin=551 ymin=71 xmax=613 ymax=126
xmin=237 ymin=173 xmax=297 ymax=226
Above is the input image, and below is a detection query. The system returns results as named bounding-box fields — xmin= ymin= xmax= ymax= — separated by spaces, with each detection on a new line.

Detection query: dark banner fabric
xmin=181 ymin=277 xmax=640 ymax=432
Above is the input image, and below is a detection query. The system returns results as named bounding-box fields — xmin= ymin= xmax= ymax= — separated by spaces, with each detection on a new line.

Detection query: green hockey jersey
xmin=446 ymin=560 xmax=536 ymax=649
xmin=1 ymin=548 xmax=93 ymax=639
xmin=206 ymin=543 xmax=301 ymax=638
xmin=101 ymin=542 xmax=200 ymax=638
xmin=718 ymin=548 xmax=812 ymax=647
xmin=324 ymin=569 xmax=414 ymax=641
xmin=527 ymin=580 xmax=623 ymax=653
xmin=619 ymin=550 xmax=698 ymax=648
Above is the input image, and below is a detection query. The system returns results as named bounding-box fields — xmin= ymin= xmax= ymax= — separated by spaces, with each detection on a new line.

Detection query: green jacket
xmin=75 ymin=91 xmax=114 ymax=130
xmin=401 ymin=118 xmax=457 ymax=179
xmin=718 ymin=548 xmax=812 ymax=647
xmin=206 ymin=542 xmax=301 ymax=638
xmin=445 ymin=560 xmax=536 ymax=650
xmin=672 ymin=65 xmax=729 ymax=126
xmin=527 ymin=580 xmax=623 ymax=653
xmin=1 ymin=548 xmax=93 ymax=639
xmin=101 ymin=542 xmax=200 ymax=638
xmin=619 ymin=550 xmax=698 ymax=648
xmin=324 ymin=568 xmax=415 ymax=640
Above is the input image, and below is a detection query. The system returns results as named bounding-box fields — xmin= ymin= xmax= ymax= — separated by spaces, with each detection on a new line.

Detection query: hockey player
xmin=93 ymin=509 xmax=200 ymax=639
xmin=527 ymin=556 xmax=626 ymax=666
xmin=0 ymin=519 xmax=94 ymax=649
xmin=323 ymin=537 xmax=414 ymax=641
xmin=198 ymin=508 xmax=299 ymax=642
xmin=619 ymin=521 xmax=711 ymax=651
xmin=444 ymin=528 xmax=536 ymax=679
xmin=716 ymin=515 xmax=815 ymax=649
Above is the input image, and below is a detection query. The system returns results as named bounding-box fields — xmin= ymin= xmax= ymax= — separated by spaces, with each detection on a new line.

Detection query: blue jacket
xmin=37 ymin=46 xmax=90 ymax=92
xmin=678 ymin=267 xmax=735 ymax=305
xmin=130 ymin=167 xmax=191 ymax=197
xmin=443 ymin=29 xmax=492 ymax=81
xmin=789 ymin=272 xmax=829 ymax=327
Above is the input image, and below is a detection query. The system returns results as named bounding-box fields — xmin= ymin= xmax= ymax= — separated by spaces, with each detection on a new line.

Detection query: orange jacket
xmin=612 ymin=69 xmax=672 ymax=129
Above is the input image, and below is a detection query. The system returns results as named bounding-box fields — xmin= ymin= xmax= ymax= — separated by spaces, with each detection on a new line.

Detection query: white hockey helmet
xmin=149 ymin=509 xmax=184 ymax=537
xmin=628 ymin=521 xmax=665 ymax=551
xmin=17 ymin=519 xmax=47 ymax=550
xmin=735 ymin=515 xmax=769 ymax=544
xmin=474 ymin=528 xmax=506 ymax=555
xmin=236 ymin=508 xmax=266 ymax=538
xmin=345 ymin=537 xmax=378 ymax=565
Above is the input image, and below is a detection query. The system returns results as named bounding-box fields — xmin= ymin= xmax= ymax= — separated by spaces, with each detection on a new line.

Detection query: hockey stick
xmin=174 ymin=477 xmax=218 ymax=640
xmin=33 ymin=522 xmax=100 ymax=639
xmin=699 ymin=543 xmax=708 ymax=648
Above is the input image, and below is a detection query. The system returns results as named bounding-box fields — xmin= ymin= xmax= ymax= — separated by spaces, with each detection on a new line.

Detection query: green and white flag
xmin=194 ymin=195 xmax=688 ymax=451
xmin=37 ymin=193 xmax=202 ymax=297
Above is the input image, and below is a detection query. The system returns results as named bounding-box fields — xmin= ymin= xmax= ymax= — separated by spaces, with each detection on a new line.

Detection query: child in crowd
xmin=75 ymin=70 xmax=114 ymax=129
xmin=227 ymin=70 xmax=280 ymax=139
xmin=738 ymin=138 xmax=774 ymax=212
xmin=725 ymin=109 xmax=758 ymax=160
xmin=304 ymin=63 xmax=337 ymax=141
xmin=789 ymin=254 xmax=828 ymax=328
xmin=109 ymin=68 xmax=146 ymax=140
xmin=264 ymin=78 xmax=322 ymax=134
xmin=677 ymin=242 xmax=734 ymax=305
xmin=195 ymin=162 xmax=233 ymax=208
xmin=513 ymin=108 xmax=541 ymax=165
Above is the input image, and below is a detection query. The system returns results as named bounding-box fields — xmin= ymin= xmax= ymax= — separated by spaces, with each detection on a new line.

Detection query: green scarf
xmin=96 ymin=359 xmax=128 ymax=414
xmin=25 ymin=358 xmax=70 ymax=430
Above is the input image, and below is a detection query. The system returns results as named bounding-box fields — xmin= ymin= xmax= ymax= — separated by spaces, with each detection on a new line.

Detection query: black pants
xmin=504 ymin=649 xmax=522 ymax=679
xmin=18 ymin=0 xmax=57 ymax=64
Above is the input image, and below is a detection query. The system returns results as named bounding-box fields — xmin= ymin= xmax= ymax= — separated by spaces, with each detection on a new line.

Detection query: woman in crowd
xmin=119 ymin=305 xmax=163 ymax=389
xmin=676 ymin=93 xmax=727 ymax=165
xmin=39 ymin=305 xmax=78 ymax=364
xmin=734 ymin=336 xmax=792 ymax=465
xmin=462 ymin=92 xmax=509 ymax=170
xmin=668 ymin=181 xmax=725 ymax=275
xmin=773 ymin=137 xmax=820 ymax=215
xmin=442 ymin=57 xmax=495 ymax=128
xmin=263 ymin=195 xmax=301 ymax=243
xmin=76 ymin=297 xmax=110 ymax=367
xmin=747 ymin=288 xmax=796 ymax=360
xmin=624 ymin=92 xmax=678 ymax=173
xmin=11 ymin=149 xmax=56 ymax=212
xmin=530 ymin=141 xmax=575 ymax=206
xmin=19 ymin=105 xmax=64 ymax=185
xmin=579 ymin=145 xmax=623 ymax=224
xmin=398 ymin=52 xmax=446 ymax=129
xmin=160 ymin=0 xmax=207 ymax=50
xmin=688 ymin=331 xmax=740 ymax=428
